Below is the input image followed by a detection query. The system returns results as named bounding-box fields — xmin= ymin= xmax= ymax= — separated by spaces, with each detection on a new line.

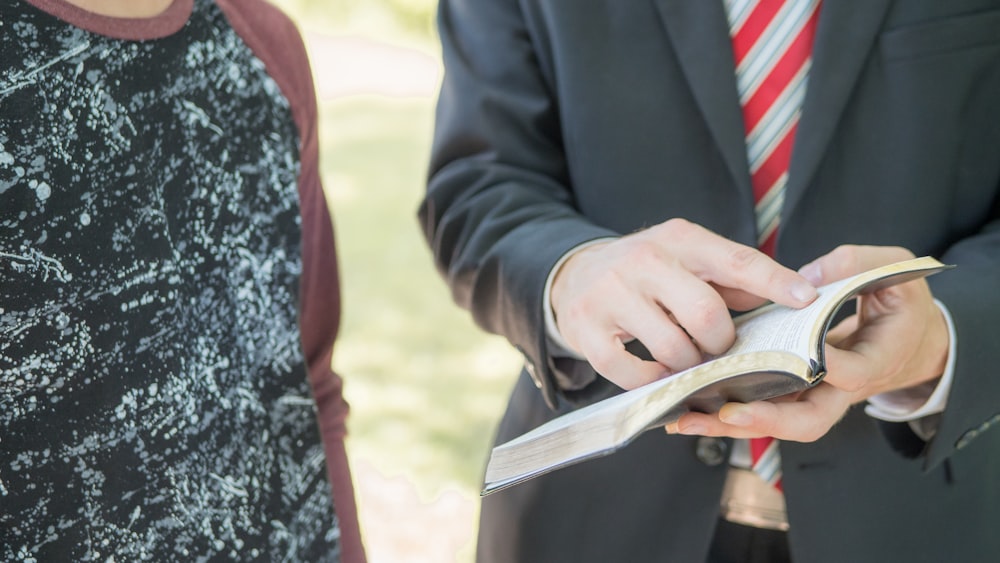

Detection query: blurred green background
xmin=276 ymin=0 xmax=437 ymax=43
xmin=269 ymin=2 xmax=522 ymax=561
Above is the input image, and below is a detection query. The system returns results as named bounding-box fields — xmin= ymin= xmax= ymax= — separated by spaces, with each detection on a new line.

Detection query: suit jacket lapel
xmin=653 ymin=0 xmax=753 ymax=209
xmin=782 ymin=0 xmax=893 ymax=220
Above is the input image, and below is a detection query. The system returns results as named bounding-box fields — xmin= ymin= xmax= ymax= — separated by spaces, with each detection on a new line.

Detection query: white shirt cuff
xmin=865 ymin=299 xmax=956 ymax=423
xmin=543 ymin=238 xmax=616 ymax=360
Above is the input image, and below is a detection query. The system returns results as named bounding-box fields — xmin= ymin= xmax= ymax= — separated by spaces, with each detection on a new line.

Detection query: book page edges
xmin=482 ymin=351 xmax=811 ymax=495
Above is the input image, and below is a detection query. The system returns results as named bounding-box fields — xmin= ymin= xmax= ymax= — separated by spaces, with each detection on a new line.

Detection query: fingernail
xmin=720 ymin=406 xmax=753 ymax=427
xmin=798 ymin=262 xmax=823 ymax=286
xmin=791 ymin=281 xmax=818 ymax=303
xmin=664 ymin=422 xmax=679 ymax=434
xmin=677 ymin=423 xmax=707 ymax=435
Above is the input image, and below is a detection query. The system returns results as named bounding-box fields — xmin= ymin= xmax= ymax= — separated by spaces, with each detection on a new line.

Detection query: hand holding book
xmin=484 ymin=249 xmax=951 ymax=494
xmin=668 ymin=246 xmax=951 ymax=443
xmin=550 ymin=219 xmax=819 ymax=391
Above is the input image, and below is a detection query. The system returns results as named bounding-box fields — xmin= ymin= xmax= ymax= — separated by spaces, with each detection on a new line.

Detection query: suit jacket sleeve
xmin=922 ymin=212 xmax=1000 ymax=468
xmin=420 ymin=0 xmax=619 ymax=409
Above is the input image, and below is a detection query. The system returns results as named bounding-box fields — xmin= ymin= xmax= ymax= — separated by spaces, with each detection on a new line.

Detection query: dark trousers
xmin=707 ymin=519 xmax=791 ymax=563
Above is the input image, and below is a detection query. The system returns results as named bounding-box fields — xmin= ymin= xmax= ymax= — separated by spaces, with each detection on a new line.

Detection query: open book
xmin=482 ymin=256 xmax=951 ymax=495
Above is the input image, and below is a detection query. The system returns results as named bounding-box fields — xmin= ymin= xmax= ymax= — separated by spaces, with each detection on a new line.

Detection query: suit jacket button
xmin=524 ymin=360 xmax=542 ymax=389
xmin=955 ymin=431 xmax=973 ymax=450
xmin=695 ymin=437 xmax=728 ymax=466
xmin=955 ymin=412 xmax=1000 ymax=450
xmin=514 ymin=345 xmax=543 ymax=389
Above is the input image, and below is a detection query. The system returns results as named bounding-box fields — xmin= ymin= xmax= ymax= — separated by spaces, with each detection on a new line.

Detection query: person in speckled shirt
xmin=0 ymin=1 xmax=365 ymax=561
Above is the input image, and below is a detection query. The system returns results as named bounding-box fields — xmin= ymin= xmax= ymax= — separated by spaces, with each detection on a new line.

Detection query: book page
xmin=725 ymin=277 xmax=856 ymax=357
xmin=483 ymin=350 xmax=808 ymax=494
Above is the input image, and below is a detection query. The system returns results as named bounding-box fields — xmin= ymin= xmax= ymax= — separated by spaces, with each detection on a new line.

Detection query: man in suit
xmin=420 ymin=1 xmax=1000 ymax=561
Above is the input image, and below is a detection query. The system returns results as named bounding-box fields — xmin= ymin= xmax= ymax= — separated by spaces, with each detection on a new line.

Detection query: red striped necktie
xmin=726 ymin=0 xmax=821 ymax=489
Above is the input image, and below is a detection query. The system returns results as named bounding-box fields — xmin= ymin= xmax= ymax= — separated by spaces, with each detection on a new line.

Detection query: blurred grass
xmin=268 ymin=4 xmax=523 ymax=559
xmin=319 ymin=97 xmax=520 ymax=499
xmin=275 ymin=0 xmax=436 ymax=46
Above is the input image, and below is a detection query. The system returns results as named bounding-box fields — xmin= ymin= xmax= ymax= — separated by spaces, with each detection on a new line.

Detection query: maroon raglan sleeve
xmin=215 ymin=2 xmax=366 ymax=561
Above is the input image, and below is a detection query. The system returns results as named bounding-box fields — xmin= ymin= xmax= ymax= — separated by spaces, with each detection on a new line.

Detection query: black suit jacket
xmin=421 ymin=1 xmax=1000 ymax=561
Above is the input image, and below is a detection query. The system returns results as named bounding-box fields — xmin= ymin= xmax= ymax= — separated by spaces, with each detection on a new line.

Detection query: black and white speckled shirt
xmin=0 ymin=1 xmax=359 ymax=560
